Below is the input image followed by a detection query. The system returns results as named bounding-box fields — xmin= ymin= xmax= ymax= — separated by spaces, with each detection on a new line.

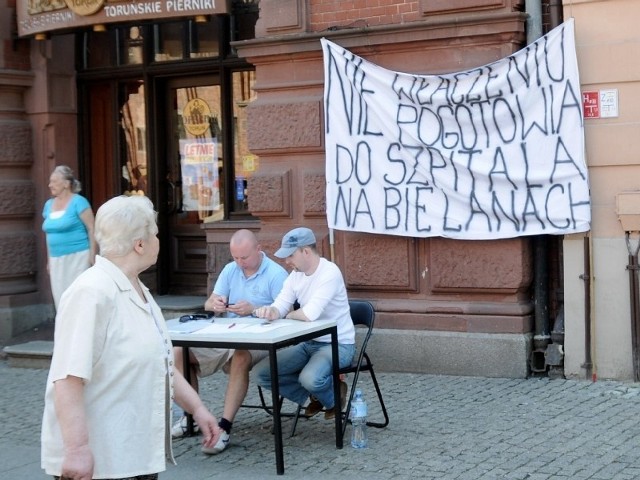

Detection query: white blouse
xmin=41 ymin=255 xmax=176 ymax=478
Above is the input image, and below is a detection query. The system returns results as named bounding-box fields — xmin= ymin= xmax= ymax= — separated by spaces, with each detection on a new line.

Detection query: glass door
xmin=161 ymin=77 xmax=223 ymax=295
xmin=171 ymin=84 xmax=224 ymax=222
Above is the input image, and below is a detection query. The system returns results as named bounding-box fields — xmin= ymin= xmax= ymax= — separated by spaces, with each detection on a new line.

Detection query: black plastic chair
xmin=289 ymin=299 xmax=389 ymax=439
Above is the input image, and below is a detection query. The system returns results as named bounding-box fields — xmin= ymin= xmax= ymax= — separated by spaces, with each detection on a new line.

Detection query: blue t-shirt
xmin=213 ymin=252 xmax=288 ymax=318
xmin=42 ymin=194 xmax=91 ymax=257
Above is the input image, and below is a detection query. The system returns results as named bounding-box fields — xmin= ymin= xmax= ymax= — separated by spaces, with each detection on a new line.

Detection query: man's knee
xmin=252 ymin=363 xmax=270 ymax=386
xmin=173 ymin=346 xmax=199 ymax=370
xmin=298 ymin=368 xmax=328 ymax=393
xmin=230 ymin=350 xmax=252 ymax=371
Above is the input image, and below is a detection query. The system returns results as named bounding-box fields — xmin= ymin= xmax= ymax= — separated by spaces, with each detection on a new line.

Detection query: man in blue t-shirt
xmin=172 ymin=229 xmax=287 ymax=455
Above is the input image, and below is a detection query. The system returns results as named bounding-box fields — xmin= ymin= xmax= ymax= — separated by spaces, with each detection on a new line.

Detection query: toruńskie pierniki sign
xmin=17 ymin=0 xmax=230 ymax=37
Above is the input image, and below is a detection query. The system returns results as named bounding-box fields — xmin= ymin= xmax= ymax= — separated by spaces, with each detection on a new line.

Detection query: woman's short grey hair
xmin=52 ymin=165 xmax=82 ymax=193
xmin=95 ymin=195 xmax=158 ymax=257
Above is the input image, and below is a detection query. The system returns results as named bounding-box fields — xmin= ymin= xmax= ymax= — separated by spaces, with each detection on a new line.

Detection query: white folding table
xmin=168 ymin=317 xmax=343 ymax=475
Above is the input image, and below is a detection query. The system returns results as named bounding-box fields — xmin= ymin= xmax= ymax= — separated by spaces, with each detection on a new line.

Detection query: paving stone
xmin=3 ymin=361 xmax=640 ymax=479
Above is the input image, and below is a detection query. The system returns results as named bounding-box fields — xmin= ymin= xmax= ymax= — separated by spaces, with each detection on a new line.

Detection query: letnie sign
xmin=17 ymin=0 xmax=230 ymax=37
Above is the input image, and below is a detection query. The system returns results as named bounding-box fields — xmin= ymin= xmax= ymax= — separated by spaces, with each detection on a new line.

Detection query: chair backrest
xmin=348 ymin=300 xmax=375 ymax=365
xmin=349 ymin=300 xmax=375 ymax=330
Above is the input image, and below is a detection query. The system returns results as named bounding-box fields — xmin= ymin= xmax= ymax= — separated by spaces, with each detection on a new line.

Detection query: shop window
xmin=121 ymin=26 xmax=144 ymax=65
xmin=80 ymin=17 xmax=228 ymax=68
xmin=119 ymin=81 xmax=148 ymax=197
xmin=154 ymin=22 xmax=185 ymax=62
xmin=80 ymin=26 xmax=143 ymax=68
xmin=169 ymin=72 xmax=255 ymax=222
xmin=78 ymin=12 xmax=258 ymax=222
xmin=82 ymin=29 xmax=114 ymax=69
xmin=189 ymin=17 xmax=220 ymax=58
xmin=230 ymin=0 xmax=259 ymax=56
xmin=231 ymin=70 xmax=257 ymax=214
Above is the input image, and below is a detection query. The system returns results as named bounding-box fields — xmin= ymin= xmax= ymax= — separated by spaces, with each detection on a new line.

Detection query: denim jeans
xmin=253 ymin=340 xmax=355 ymax=408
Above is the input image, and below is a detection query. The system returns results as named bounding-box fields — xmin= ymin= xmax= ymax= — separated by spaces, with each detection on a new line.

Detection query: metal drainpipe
xmin=625 ymin=233 xmax=640 ymax=381
xmin=531 ymin=236 xmax=551 ymax=372
xmin=541 ymin=1 xmax=594 ymax=381
xmin=548 ymin=0 xmax=564 ymax=29
xmin=525 ymin=1 xmax=552 ymax=374
xmin=547 ymin=0 xmax=594 ymax=380
xmin=580 ymin=236 xmax=592 ymax=380
xmin=525 ymin=0 xmax=543 ymax=44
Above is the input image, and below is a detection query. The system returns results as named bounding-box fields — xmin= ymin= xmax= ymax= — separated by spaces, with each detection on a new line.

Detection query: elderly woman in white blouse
xmin=41 ymin=195 xmax=221 ymax=480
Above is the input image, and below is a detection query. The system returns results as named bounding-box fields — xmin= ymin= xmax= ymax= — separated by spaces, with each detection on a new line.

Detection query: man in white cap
xmin=253 ymin=227 xmax=355 ymax=419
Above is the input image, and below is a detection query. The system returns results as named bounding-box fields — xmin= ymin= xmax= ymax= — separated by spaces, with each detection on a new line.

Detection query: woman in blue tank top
xmin=42 ymin=165 xmax=97 ymax=309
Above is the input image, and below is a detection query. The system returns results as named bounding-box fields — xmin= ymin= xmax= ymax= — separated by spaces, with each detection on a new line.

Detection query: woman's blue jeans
xmin=253 ymin=340 xmax=355 ymax=408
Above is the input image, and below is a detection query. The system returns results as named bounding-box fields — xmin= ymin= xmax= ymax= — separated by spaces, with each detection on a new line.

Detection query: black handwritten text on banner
xmin=322 ymin=19 xmax=590 ymax=240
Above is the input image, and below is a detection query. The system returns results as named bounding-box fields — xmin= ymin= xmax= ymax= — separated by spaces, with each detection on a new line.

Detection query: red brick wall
xmin=308 ymin=0 xmax=421 ymax=32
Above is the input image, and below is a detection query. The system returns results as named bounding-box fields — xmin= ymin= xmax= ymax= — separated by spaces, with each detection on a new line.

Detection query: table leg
xmin=268 ymin=346 xmax=284 ymax=475
xmin=331 ymin=327 xmax=343 ymax=448
xmin=182 ymin=346 xmax=195 ymax=436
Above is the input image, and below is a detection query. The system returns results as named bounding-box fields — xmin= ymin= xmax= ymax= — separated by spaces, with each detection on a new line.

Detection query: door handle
xmin=167 ymin=179 xmax=177 ymax=214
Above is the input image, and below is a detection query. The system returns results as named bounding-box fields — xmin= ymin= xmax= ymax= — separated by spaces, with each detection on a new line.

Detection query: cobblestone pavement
xmin=2 ymin=359 xmax=640 ymax=479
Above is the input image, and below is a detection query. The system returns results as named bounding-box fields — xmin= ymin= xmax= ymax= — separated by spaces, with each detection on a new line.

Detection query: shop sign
xmin=17 ymin=0 xmax=230 ymax=37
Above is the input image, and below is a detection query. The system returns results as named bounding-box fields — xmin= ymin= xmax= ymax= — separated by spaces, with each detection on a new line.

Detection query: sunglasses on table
xmin=179 ymin=313 xmax=215 ymax=323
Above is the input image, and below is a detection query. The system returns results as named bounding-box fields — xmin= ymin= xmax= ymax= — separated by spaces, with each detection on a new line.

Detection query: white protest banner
xmin=322 ymin=19 xmax=590 ymax=240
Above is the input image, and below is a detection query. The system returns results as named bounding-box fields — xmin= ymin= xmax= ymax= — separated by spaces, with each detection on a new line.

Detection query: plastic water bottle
xmin=350 ymin=389 xmax=368 ymax=448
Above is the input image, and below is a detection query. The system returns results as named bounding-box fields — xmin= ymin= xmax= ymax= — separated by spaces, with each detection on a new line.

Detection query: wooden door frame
xmin=81 ymin=81 xmax=117 ymax=211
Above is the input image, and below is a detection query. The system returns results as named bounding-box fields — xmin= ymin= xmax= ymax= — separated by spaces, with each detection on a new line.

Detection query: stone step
xmin=155 ymin=295 xmax=208 ymax=319
xmin=2 ymin=295 xmax=207 ymax=369
xmin=3 ymin=341 xmax=53 ymax=369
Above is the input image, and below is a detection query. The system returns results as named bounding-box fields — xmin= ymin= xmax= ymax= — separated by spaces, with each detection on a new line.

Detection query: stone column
xmin=0 ymin=69 xmax=43 ymax=340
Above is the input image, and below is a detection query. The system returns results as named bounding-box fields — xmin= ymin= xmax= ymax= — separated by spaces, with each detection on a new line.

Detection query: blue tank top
xmin=42 ymin=194 xmax=91 ymax=257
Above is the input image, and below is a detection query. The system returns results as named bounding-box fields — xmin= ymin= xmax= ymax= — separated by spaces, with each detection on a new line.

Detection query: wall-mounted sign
xmin=582 ymin=88 xmax=619 ymax=119
xmin=242 ymin=154 xmax=257 ymax=172
xmin=17 ymin=0 xmax=230 ymax=37
xmin=599 ymin=89 xmax=619 ymax=118
xmin=582 ymin=91 xmax=600 ymax=119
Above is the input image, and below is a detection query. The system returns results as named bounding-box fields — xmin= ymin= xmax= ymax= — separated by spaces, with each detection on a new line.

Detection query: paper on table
xmin=193 ymin=322 xmax=289 ymax=335
xmin=241 ymin=323 xmax=289 ymax=333
xmin=166 ymin=320 xmax=213 ymax=334
xmin=192 ymin=323 xmax=238 ymax=335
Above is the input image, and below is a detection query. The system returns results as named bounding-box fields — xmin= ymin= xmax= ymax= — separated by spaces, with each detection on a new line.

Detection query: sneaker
xmin=202 ymin=431 xmax=230 ymax=455
xmin=171 ymin=415 xmax=200 ymax=438
xmin=324 ymin=380 xmax=348 ymax=420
